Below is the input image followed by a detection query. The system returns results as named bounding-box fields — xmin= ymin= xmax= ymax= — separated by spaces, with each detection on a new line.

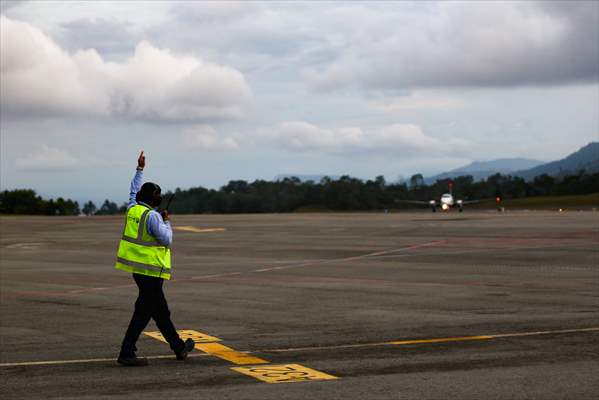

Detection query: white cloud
xmin=182 ymin=125 xmax=240 ymax=151
xmin=267 ymin=121 xmax=471 ymax=157
xmin=306 ymin=1 xmax=598 ymax=91
xmin=15 ymin=145 xmax=80 ymax=171
xmin=274 ymin=121 xmax=337 ymax=150
xmin=0 ymin=1 xmax=24 ymax=13
xmin=1 ymin=3 xmax=596 ymax=201
xmin=371 ymin=92 xmax=468 ymax=112
xmin=0 ymin=15 xmax=253 ymax=121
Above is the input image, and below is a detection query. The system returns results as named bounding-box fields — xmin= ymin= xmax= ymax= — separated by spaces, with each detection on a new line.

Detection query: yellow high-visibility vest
xmin=115 ymin=204 xmax=172 ymax=279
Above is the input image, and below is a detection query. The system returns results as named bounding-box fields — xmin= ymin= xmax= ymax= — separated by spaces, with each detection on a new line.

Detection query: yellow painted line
xmin=264 ymin=341 xmax=391 ymax=352
xmin=174 ymin=226 xmax=226 ymax=233
xmin=5 ymin=327 xmax=597 ymax=368
xmin=144 ymin=330 xmax=221 ymax=344
xmin=144 ymin=330 xmax=268 ymax=365
xmin=489 ymin=327 xmax=599 ymax=338
xmin=388 ymin=335 xmax=494 ymax=345
xmin=232 ymin=364 xmax=337 ymax=384
xmin=0 ymin=353 xmax=211 ymax=367
xmin=196 ymin=342 xmax=269 ymax=365
xmin=264 ymin=327 xmax=599 ymax=352
xmin=388 ymin=328 xmax=599 ymax=347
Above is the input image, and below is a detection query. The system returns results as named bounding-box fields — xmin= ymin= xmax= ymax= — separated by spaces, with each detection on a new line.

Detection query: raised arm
xmin=127 ymin=151 xmax=145 ymax=209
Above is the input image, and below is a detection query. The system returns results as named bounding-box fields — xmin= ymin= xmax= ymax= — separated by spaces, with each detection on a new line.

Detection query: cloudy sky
xmin=1 ymin=1 xmax=598 ymax=205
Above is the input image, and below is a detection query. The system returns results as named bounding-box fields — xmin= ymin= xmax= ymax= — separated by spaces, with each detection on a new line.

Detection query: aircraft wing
xmin=459 ymin=199 xmax=480 ymax=205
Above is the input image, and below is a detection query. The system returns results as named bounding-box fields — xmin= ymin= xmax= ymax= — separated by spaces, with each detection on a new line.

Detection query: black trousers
xmin=120 ymin=273 xmax=185 ymax=358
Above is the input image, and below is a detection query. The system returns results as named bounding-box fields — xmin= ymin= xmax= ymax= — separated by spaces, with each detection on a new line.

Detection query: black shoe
xmin=175 ymin=338 xmax=195 ymax=360
xmin=117 ymin=356 xmax=149 ymax=366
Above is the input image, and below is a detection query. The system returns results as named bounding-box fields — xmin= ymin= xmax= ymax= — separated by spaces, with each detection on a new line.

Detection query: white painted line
xmin=9 ymin=241 xmax=445 ymax=297
xmin=251 ymin=241 xmax=446 ymax=274
xmin=0 ymin=353 xmax=211 ymax=367
xmin=188 ymin=272 xmax=242 ymax=280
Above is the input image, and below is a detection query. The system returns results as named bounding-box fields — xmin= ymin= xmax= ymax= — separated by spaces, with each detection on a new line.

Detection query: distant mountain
xmin=425 ymin=158 xmax=543 ymax=183
xmin=514 ymin=142 xmax=599 ymax=180
xmin=275 ymin=174 xmax=341 ymax=182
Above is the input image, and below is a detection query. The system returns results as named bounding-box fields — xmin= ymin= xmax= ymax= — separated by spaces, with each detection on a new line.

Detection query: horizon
xmin=1 ymin=1 xmax=598 ymax=206
xmin=4 ymin=139 xmax=595 ymax=208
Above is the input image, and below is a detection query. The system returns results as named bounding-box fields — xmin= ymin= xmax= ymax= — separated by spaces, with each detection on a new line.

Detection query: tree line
xmin=1 ymin=171 xmax=597 ymax=215
xmin=0 ymin=189 xmax=81 ymax=215
xmin=165 ymin=171 xmax=599 ymax=214
xmin=0 ymin=190 xmax=124 ymax=216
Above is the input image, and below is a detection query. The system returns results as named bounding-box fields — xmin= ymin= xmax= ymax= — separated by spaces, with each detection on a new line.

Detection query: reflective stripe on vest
xmin=115 ymin=204 xmax=172 ymax=279
xmin=121 ymin=236 xmax=162 ymax=246
xmin=116 ymin=257 xmax=168 ymax=273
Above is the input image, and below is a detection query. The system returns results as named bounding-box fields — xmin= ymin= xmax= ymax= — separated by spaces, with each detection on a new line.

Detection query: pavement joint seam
xmin=3 ymin=326 xmax=597 ymax=368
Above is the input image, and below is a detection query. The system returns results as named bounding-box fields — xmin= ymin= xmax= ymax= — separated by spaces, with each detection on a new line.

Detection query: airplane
xmin=398 ymin=182 xmax=479 ymax=212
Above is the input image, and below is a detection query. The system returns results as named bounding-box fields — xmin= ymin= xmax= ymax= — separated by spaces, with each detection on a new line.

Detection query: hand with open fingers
xmin=137 ymin=151 xmax=145 ymax=170
xmin=161 ymin=210 xmax=170 ymax=221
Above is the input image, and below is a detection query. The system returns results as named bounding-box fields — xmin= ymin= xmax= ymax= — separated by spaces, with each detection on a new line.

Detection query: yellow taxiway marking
xmin=145 ymin=330 xmax=221 ymax=344
xmin=174 ymin=226 xmax=226 ymax=233
xmin=232 ymin=364 xmax=338 ymax=384
xmin=195 ymin=342 xmax=269 ymax=365
xmin=144 ymin=330 xmax=269 ymax=365
xmin=145 ymin=329 xmax=334 ymax=382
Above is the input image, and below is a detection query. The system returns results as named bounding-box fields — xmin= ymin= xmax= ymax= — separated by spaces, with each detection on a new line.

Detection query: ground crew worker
xmin=115 ymin=151 xmax=194 ymax=366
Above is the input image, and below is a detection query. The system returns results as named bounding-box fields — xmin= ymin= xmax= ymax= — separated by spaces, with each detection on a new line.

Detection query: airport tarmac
xmin=1 ymin=210 xmax=598 ymax=399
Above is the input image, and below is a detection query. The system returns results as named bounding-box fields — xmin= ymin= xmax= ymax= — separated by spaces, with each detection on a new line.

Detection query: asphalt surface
xmin=1 ymin=211 xmax=598 ymax=399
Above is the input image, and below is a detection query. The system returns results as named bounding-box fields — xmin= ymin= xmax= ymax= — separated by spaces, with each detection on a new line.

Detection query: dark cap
xmin=136 ymin=182 xmax=162 ymax=206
